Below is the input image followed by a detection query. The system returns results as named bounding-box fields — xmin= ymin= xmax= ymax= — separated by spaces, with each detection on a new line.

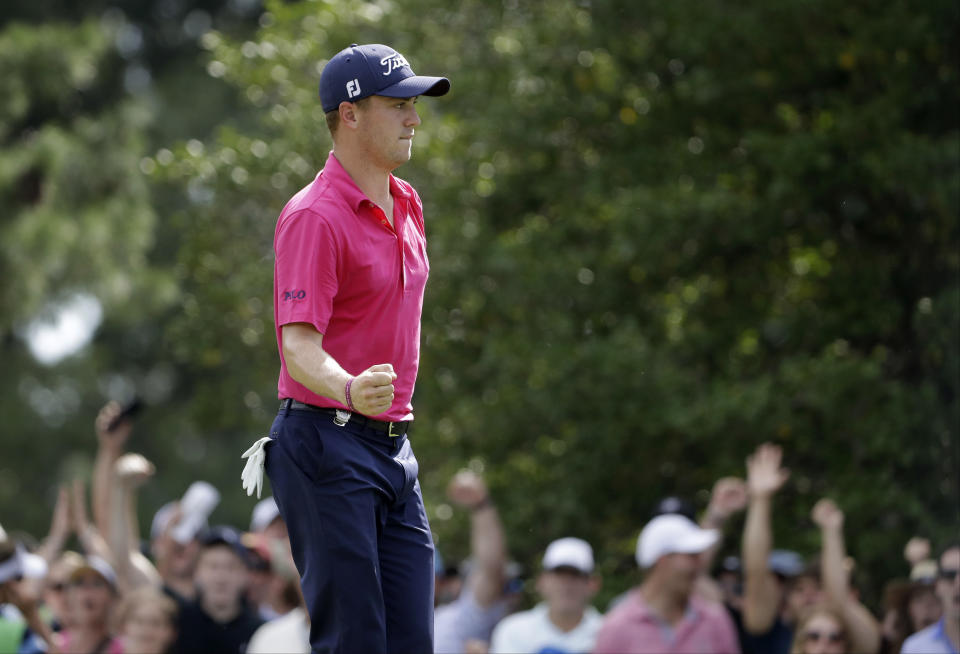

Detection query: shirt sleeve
xmin=275 ymin=209 xmax=339 ymax=333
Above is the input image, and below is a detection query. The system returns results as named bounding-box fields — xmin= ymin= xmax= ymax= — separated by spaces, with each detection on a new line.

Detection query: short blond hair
xmin=325 ymin=97 xmax=370 ymax=137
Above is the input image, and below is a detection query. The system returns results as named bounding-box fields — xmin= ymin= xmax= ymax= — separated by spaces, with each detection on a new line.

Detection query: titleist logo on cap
xmin=380 ymin=53 xmax=410 ymax=76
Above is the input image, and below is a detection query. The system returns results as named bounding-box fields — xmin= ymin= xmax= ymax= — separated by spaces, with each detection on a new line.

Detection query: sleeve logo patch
xmin=282 ymin=289 xmax=307 ymax=301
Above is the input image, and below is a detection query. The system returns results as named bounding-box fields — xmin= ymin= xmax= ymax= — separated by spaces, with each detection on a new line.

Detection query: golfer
xmin=262 ymin=43 xmax=449 ymax=654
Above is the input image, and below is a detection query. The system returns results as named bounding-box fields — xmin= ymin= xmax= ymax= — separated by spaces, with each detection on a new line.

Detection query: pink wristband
xmin=344 ymin=377 xmax=355 ymax=411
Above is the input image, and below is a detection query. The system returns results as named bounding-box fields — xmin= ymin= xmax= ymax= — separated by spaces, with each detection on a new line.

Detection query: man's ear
xmin=339 ymin=101 xmax=360 ymax=131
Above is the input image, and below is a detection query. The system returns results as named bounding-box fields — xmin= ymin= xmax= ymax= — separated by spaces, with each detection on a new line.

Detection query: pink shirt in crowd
xmin=593 ymin=589 xmax=741 ymax=654
xmin=273 ymin=152 xmax=429 ymax=422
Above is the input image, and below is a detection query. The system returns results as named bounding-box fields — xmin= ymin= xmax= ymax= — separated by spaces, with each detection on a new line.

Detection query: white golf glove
xmin=241 ymin=436 xmax=273 ymax=499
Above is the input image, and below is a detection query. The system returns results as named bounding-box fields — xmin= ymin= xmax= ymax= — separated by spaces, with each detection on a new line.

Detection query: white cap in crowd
xmin=636 ymin=514 xmax=719 ymax=568
xmin=0 ymin=544 xmax=48 ymax=585
xmin=542 ymin=537 xmax=595 ymax=574
xmin=250 ymin=496 xmax=281 ymax=533
xmin=150 ymin=481 xmax=221 ymax=544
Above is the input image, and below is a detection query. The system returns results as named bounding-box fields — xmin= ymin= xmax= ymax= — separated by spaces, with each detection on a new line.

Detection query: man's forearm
xmin=743 ymin=495 xmax=772 ymax=574
xmin=742 ymin=494 xmax=778 ymax=633
xmin=284 ymin=333 xmax=350 ymax=403
xmin=468 ymin=502 xmax=506 ymax=608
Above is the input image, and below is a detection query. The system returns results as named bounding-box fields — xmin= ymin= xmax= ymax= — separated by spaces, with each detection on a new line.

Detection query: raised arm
xmin=93 ymin=401 xmax=133 ymax=540
xmin=109 ymin=453 xmax=161 ymax=593
xmin=282 ymin=323 xmax=396 ymax=416
xmin=446 ymin=470 xmax=506 ymax=608
xmin=811 ymin=498 xmax=881 ymax=654
xmin=71 ymin=478 xmax=114 ymax=564
xmin=742 ymin=443 xmax=790 ymax=634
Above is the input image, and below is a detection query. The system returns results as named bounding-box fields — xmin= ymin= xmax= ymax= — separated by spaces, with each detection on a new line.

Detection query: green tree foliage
xmin=145 ymin=0 xmax=958 ymax=606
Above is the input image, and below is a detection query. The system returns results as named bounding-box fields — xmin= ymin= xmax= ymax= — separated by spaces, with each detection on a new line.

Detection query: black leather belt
xmin=280 ymin=398 xmax=409 ymax=437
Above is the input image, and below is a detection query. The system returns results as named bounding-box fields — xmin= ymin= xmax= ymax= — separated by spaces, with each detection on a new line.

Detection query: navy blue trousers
xmin=265 ymin=405 xmax=435 ymax=654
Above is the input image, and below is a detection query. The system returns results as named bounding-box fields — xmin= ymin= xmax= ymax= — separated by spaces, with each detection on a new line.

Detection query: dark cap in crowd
xmin=768 ymin=549 xmax=806 ymax=577
xmin=652 ymin=496 xmax=697 ymax=522
xmin=319 ymin=43 xmax=450 ymax=113
xmin=199 ymin=525 xmax=249 ymax=563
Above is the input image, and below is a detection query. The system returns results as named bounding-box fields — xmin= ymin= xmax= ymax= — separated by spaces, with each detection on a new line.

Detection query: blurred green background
xmin=1 ymin=0 xmax=957 ymax=610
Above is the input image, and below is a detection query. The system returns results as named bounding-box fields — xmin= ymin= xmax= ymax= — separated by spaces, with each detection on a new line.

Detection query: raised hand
xmin=95 ymin=401 xmax=133 ymax=454
xmin=904 ymin=537 xmax=931 ymax=565
xmin=115 ymin=453 xmax=155 ymax=489
xmin=812 ymin=498 xmax=845 ymax=531
xmin=707 ymin=477 xmax=748 ymax=522
xmin=350 ymin=363 xmax=397 ymax=416
xmin=746 ymin=443 xmax=790 ymax=498
xmin=446 ymin=470 xmax=490 ymax=509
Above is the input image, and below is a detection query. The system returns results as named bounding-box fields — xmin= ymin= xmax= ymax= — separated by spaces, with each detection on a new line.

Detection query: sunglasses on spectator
xmin=805 ymin=630 xmax=843 ymax=644
xmin=940 ymin=567 xmax=960 ymax=581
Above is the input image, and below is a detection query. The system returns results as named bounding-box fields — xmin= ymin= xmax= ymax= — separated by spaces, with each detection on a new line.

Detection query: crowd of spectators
xmin=1 ymin=405 xmax=956 ymax=654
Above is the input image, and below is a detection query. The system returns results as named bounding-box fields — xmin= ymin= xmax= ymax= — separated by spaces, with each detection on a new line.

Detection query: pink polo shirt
xmin=273 ymin=152 xmax=429 ymax=422
xmin=593 ymin=590 xmax=740 ymax=654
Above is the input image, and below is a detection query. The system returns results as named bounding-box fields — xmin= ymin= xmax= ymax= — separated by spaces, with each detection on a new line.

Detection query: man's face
xmin=536 ymin=567 xmax=597 ymax=614
xmin=657 ymin=552 xmax=702 ymax=598
xmin=354 ymin=95 xmax=421 ymax=170
xmin=195 ymin=545 xmax=248 ymax=608
xmin=786 ymin=574 xmax=822 ymax=621
xmin=936 ymin=547 xmax=960 ymax=619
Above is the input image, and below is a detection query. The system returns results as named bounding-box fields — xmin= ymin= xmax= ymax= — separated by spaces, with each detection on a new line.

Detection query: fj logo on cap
xmin=346 ymin=79 xmax=361 ymax=98
xmin=380 ymin=53 xmax=409 ymax=76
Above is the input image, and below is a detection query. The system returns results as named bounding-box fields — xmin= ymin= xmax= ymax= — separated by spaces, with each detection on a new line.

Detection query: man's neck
xmin=944 ymin=612 xmax=960 ymax=648
xmin=547 ymin=605 xmax=586 ymax=633
xmin=332 ymin=147 xmax=393 ymax=211
xmin=639 ymin=579 xmax=688 ymax=627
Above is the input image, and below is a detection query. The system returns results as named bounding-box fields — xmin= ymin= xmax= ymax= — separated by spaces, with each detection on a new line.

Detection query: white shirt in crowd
xmin=246 ymin=607 xmax=310 ymax=654
xmin=490 ymin=602 xmax=604 ymax=654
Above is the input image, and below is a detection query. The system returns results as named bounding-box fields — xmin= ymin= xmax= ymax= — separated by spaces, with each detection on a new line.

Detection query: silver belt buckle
xmin=333 ymin=409 xmax=351 ymax=427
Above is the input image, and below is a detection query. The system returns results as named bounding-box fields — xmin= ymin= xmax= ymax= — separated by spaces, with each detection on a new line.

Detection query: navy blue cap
xmin=652 ymin=496 xmax=697 ymax=522
xmin=199 ymin=525 xmax=249 ymax=564
xmin=319 ymin=43 xmax=450 ymax=113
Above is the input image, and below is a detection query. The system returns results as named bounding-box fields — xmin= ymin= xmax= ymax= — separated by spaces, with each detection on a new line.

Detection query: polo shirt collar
xmin=322 ymin=151 xmax=411 ymax=212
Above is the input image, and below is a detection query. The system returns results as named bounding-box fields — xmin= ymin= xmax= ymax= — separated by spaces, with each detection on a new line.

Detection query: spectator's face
xmin=537 ymin=567 xmax=598 ymax=614
xmin=908 ymin=586 xmax=942 ymax=631
xmin=936 ymin=547 xmax=960 ymax=619
xmin=123 ymin=600 xmax=177 ymax=654
xmin=67 ymin=571 xmax=113 ymax=627
xmin=434 ymin=574 xmax=462 ymax=606
xmin=800 ymin=612 xmax=846 ymax=654
xmin=657 ymin=552 xmax=701 ymax=598
xmin=195 ymin=545 xmax=248 ymax=607
xmin=786 ymin=575 xmax=821 ymax=620
xmin=153 ymin=535 xmax=200 ymax=580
